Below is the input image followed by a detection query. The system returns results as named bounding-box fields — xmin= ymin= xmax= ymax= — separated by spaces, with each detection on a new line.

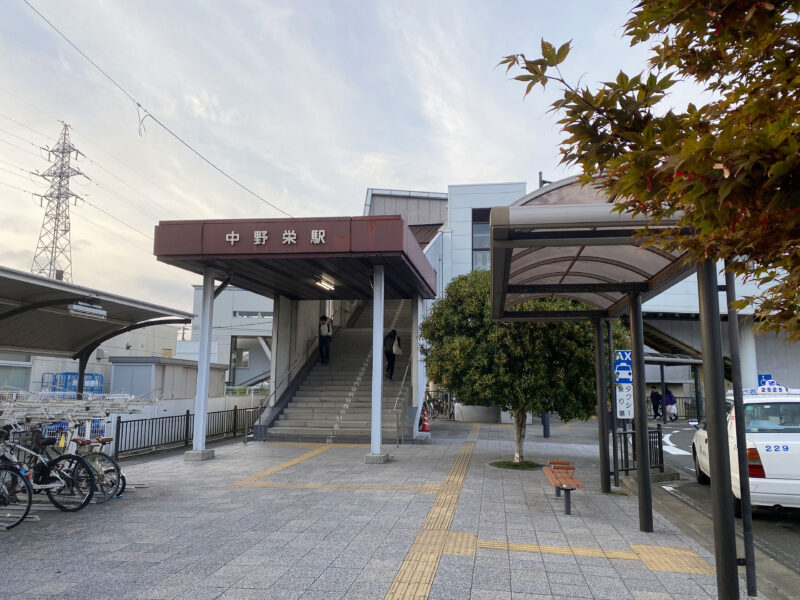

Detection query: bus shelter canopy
xmin=0 ymin=265 xmax=193 ymax=358
xmin=490 ymin=202 xmax=693 ymax=322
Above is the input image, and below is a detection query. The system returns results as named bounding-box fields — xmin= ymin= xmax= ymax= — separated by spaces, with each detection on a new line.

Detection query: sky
xmin=0 ymin=0 xmax=662 ymax=313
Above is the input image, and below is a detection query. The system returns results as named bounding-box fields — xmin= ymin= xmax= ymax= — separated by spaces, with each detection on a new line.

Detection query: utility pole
xmin=31 ymin=123 xmax=84 ymax=282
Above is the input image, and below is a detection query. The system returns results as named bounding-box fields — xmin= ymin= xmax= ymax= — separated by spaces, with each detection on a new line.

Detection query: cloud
xmin=0 ymin=0 xmax=659 ymax=312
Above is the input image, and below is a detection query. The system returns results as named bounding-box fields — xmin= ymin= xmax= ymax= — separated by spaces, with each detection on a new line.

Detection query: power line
xmin=0 ymin=112 xmax=51 ymax=139
xmin=70 ymin=128 xmax=180 ymax=219
xmin=0 ymin=180 xmax=39 ymax=195
xmin=80 ymin=197 xmax=153 ymax=240
xmin=23 ymin=0 xmax=294 ymax=219
xmin=71 ymin=211 xmax=152 ymax=254
xmin=0 ymin=120 xmax=172 ymax=222
xmin=2 ymin=177 xmax=153 ymax=242
xmin=0 ymin=126 xmax=46 ymax=149
xmin=0 ymin=164 xmax=47 ymax=185
xmin=0 ymin=136 xmax=46 ymax=159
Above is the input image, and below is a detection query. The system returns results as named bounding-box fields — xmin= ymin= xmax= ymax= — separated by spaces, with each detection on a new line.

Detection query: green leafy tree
xmin=421 ymin=270 xmax=605 ymax=462
xmin=500 ymin=1 xmax=800 ymax=339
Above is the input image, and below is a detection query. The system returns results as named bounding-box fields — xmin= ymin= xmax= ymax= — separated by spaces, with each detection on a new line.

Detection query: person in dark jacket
xmin=649 ymin=386 xmax=662 ymax=419
xmin=383 ymin=329 xmax=400 ymax=380
xmin=318 ymin=315 xmax=332 ymax=364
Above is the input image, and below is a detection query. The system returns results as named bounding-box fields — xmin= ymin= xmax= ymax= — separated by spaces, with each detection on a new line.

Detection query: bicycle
xmin=56 ymin=421 xmax=124 ymax=502
xmin=0 ymin=426 xmax=95 ymax=512
xmin=0 ymin=462 xmax=32 ymax=530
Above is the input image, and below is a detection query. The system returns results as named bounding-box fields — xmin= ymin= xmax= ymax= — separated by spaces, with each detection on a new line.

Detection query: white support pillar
xmin=366 ymin=265 xmax=388 ymax=463
xmin=412 ymin=295 xmax=429 ymax=440
xmin=186 ymin=267 xmax=215 ymax=461
xmin=738 ymin=316 xmax=759 ymax=388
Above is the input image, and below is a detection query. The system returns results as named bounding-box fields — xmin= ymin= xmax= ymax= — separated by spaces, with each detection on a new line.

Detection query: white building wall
xmin=30 ymin=324 xmax=179 ymax=393
xmin=446 ymin=183 xmax=527 ymax=281
xmin=186 ymin=285 xmax=274 ymax=385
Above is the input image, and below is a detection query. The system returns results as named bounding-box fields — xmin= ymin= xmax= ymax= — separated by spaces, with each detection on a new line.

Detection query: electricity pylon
xmin=31 ymin=123 xmax=84 ymax=282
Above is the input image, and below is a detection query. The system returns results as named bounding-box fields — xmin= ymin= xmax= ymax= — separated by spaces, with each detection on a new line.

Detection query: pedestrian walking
xmin=319 ymin=315 xmax=332 ymax=364
xmin=665 ymin=389 xmax=677 ymax=422
xmin=649 ymin=386 xmax=662 ymax=419
xmin=383 ymin=329 xmax=401 ymax=380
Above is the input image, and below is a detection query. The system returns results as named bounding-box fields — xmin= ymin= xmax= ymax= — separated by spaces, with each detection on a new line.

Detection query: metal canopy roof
xmin=0 ymin=265 xmax=193 ymax=358
xmin=154 ymin=215 xmax=437 ymax=300
xmin=490 ymin=198 xmax=693 ymax=322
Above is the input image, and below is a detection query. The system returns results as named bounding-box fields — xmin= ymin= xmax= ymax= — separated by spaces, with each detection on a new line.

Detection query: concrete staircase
xmin=266 ymin=299 xmax=414 ymax=443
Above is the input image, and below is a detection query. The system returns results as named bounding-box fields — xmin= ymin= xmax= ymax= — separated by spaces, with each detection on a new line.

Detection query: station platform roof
xmin=153 ymin=215 xmax=437 ymax=300
xmin=0 ymin=265 xmax=193 ymax=358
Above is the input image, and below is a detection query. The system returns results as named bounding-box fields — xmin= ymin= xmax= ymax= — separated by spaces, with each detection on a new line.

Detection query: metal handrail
xmin=392 ymin=362 xmax=412 ymax=446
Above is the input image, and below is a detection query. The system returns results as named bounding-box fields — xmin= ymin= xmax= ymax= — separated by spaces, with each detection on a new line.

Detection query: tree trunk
xmin=513 ymin=409 xmax=527 ymax=462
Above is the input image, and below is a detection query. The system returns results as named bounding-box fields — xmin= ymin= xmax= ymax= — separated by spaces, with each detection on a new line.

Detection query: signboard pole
xmin=594 ymin=319 xmax=610 ymax=493
xmin=629 ymin=292 xmax=653 ymax=532
xmin=607 ymin=321 xmax=619 ymax=488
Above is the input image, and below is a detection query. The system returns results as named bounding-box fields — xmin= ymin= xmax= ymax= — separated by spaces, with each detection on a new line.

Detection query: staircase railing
xmin=392 ymin=362 xmax=411 ymax=446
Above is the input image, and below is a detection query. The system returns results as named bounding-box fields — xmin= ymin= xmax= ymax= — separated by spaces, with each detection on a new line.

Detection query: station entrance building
xmin=154 ymin=215 xmax=436 ymax=462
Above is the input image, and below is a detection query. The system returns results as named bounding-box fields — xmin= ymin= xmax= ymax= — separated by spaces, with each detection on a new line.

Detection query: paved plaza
xmin=1 ymin=420 xmax=766 ymax=600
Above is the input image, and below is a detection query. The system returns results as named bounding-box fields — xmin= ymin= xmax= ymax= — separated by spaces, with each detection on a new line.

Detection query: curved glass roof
xmin=490 ymin=179 xmax=692 ymax=321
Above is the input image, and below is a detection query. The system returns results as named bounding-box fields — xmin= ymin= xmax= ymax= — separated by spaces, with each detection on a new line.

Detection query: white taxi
xmin=692 ymin=383 xmax=800 ymax=515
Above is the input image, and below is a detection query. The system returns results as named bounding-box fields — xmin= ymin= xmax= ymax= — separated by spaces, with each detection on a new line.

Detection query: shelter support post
xmin=367 ymin=265 xmax=388 ymax=463
xmin=411 ymin=295 xmax=427 ymax=440
xmin=594 ymin=319 xmax=610 ymax=493
xmin=724 ymin=270 xmax=757 ymax=596
xmin=660 ymin=365 xmax=667 ymax=425
xmin=697 ymin=260 xmax=738 ymax=598
xmin=76 ymin=352 xmax=89 ymax=400
xmin=607 ymin=320 xmax=619 ymax=487
xmin=629 ymin=292 xmax=653 ymax=532
xmin=186 ymin=267 xmax=215 ymax=461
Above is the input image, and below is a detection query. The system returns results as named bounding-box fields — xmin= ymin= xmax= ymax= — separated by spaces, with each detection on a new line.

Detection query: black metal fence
xmin=616 ymin=424 xmax=664 ymax=473
xmin=113 ymin=406 xmax=261 ymax=460
xmin=675 ymin=396 xmax=700 ymax=420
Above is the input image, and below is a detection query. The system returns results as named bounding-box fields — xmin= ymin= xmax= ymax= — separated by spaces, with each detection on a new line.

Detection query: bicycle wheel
xmin=83 ymin=453 xmax=121 ymax=502
xmin=116 ymin=472 xmax=126 ymax=497
xmin=0 ymin=466 xmax=32 ymax=530
xmin=45 ymin=454 xmax=95 ymax=512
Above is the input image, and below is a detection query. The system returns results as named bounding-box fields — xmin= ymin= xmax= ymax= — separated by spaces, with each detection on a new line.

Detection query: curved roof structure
xmin=0 ymin=265 xmax=192 ymax=357
xmin=490 ymin=179 xmax=693 ymax=321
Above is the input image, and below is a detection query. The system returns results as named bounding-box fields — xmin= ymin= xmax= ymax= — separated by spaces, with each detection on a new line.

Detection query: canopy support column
xmin=594 ymin=319 xmax=610 ymax=493
xmin=186 ymin=267 xmax=215 ymax=461
xmin=366 ymin=265 xmax=388 ymax=463
xmin=697 ymin=260 xmax=738 ymax=598
xmin=630 ymin=292 xmax=653 ymax=532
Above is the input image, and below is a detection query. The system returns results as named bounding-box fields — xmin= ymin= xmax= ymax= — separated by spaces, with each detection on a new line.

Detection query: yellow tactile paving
xmin=478 ymin=538 xmax=638 ymax=560
xmin=474 ymin=539 xmax=711 ymax=573
xmin=443 ymin=532 xmax=477 ymax=556
xmin=240 ymin=483 xmax=421 ymax=490
xmin=417 ymin=483 xmax=441 ymax=494
xmin=229 ymin=445 xmax=331 ymax=487
xmin=385 ymin=425 xmax=480 ymax=600
xmin=632 ymin=545 xmax=715 ymax=574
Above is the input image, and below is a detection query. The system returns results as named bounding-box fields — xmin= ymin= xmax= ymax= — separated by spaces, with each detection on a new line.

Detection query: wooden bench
xmin=542 ymin=460 xmax=585 ymax=515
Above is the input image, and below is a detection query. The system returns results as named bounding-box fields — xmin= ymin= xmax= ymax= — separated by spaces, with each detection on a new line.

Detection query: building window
xmin=472 ymin=212 xmax=490 ymax=271
xmin=234 ymin=350 xmax=249 ymax=368
xmin=0 ymin=351 xmax=32 ymax=389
